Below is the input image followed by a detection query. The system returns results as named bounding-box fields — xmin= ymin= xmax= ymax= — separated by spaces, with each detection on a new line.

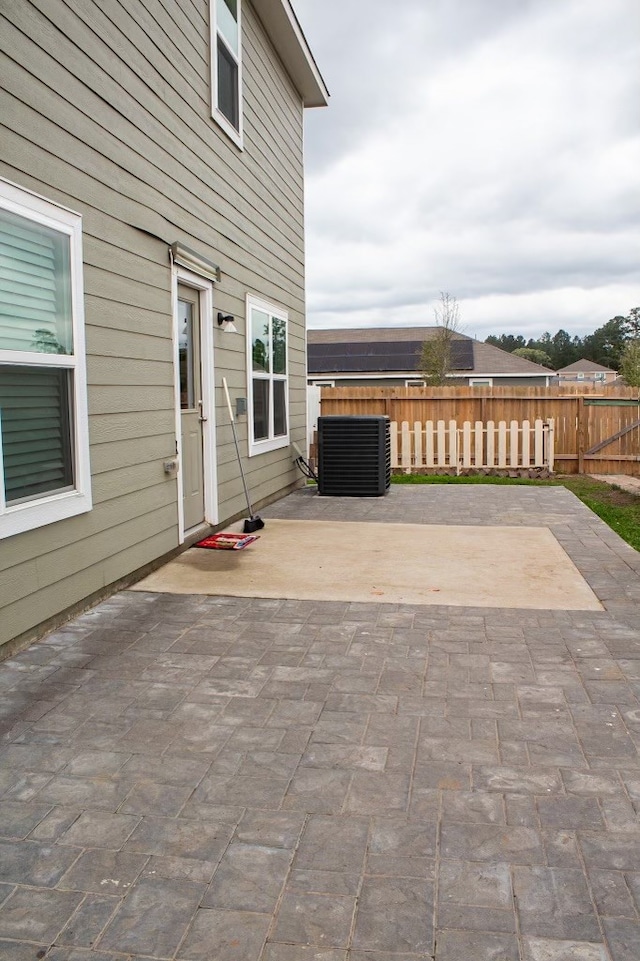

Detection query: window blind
xmin=0 ymin=207 xmax=71 ymax=354
xmin=0 ymin=366 xmax=73 ymax=504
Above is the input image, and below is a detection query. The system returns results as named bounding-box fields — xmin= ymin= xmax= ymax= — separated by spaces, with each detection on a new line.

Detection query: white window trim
xmin=405 ymin=379 xmax=426 ymax=387
xmin=246 ymin=294 xmax=289 ymax=457
xmin=311 ymin=380 xmax=335 ymax=388
xmin=469 ymin=377 xmax=493 ymax=387
xmin=0 ymin=178 xmax=91 ymax=539
xmin=210 ymin=0 xmax=244 ymax=149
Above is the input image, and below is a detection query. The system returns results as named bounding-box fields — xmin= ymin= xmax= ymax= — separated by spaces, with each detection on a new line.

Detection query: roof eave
xmin=251 ymin=0 xmax=329 ymax=107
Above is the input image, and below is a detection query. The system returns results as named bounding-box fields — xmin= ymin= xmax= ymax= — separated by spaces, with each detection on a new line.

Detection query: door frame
xmin=171 ymin=265 xmax=218 ymax=543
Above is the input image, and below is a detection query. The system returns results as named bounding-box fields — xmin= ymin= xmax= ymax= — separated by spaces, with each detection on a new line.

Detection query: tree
xmin=551 ymin=329 xmax=578 ymax=369
xmin=583 ymin=316 xmax=629 ymax=369
xmin=627 ymin=307 xmax=640 ymax=339
xmin=419 ymin=292 xmax=461 ymax=385
xmin=512 ymin=347 xmax=554 ymax=368
xmin=30 ymin=328 xmax=66 ymax=354
xmin=619 ymin=339 xmax=640 ymax=389
xmin=485 ymin=334 xmax=526 ymax=353
xmin=483 ymin=306 xmax=639 ymax=371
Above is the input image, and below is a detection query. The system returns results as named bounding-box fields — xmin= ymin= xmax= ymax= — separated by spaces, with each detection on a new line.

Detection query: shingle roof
xmin=471 ymin=340 xmax=552 ymax=375
xmin=556 ymin=358 xmax=616 ymax=373
xmin=307 ymin=328 xmax=551 ymax=376
xmin=308 ymin=327 xmax=447 ymax=344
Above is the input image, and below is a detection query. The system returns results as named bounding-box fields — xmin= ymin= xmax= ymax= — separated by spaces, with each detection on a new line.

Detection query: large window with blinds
xmin=0 ymin=179 xmax=91 ymax=539
xmin=210 ymin=0 xmax=243 ymax=146
xmin=247 ymin=295 xmax=289 ymax=456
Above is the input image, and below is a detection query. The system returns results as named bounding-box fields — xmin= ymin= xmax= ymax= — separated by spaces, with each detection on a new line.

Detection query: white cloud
xmin=296 ymin=0 xmax=640 ymax=338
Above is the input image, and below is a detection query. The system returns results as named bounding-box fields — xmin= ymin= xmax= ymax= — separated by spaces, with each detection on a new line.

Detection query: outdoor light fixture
xmin=217 ymin=312 xmax=238 ymax=333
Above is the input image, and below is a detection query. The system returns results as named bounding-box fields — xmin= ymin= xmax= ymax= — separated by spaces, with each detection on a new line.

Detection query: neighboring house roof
xmin=470 ymin=340 xmax=550 ymax=375
xmin=307 ymin=327 xmax=551 ymax=377
xmin=556 ymin=359 xmax=616 ymax=373
xmin=254 ymin=0 xmax=329 ymax=106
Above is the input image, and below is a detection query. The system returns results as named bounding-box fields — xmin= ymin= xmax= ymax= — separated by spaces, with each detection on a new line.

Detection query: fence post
xmin=462 ymin=421 xmax=472 ymax=468
xmin=414 ymin=421 xmax=423 ymax=468
xmin=577 ymin=396 xmax=587 ymax=474
xmin=533 ymin=419 xmax=544 ymax=466
xmin=437 ymin=420 xmax=446 ymax=467
xmin=474 ymin=421 xmax=484 ymax=468
xmin=486 ymin=420 xmax=495 ymax=467
xmin=426 ymin=421 xmax=435 ymax=468
xmin=509 ymin=421 xmax=519 ymax=467
xmin=449 ymin=420 xmax=458 ymax=473
xmin=390 ymin=422 xmax=399 ymax=468
xmin=522 ymin=420 xmax=531 ymax=467
xmin=401 ymin=421 xmax=412 ymax=473
xmin=498 ymin=422 xmax=507 ymax=467
xmin=547 ymin=418 xmax=555 ymax=473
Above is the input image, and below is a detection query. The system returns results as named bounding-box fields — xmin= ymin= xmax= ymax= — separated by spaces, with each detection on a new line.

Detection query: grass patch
xmin=391 ymin=473 xmax=640 ymax=552
xmin=391 ymin=473 xmax=538 ymax=486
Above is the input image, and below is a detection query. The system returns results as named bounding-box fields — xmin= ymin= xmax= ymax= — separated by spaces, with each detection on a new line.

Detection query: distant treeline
xmin=485 ymin=308 xmax=639 ymax=371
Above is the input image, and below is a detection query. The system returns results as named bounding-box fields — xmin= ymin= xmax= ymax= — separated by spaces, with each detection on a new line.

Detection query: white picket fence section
xmin=391 ymin=418 xmax=555 ymax=474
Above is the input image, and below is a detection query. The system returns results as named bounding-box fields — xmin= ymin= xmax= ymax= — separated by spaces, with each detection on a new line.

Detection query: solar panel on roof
xmin=308 ymin=338 xmax=474 ymax=374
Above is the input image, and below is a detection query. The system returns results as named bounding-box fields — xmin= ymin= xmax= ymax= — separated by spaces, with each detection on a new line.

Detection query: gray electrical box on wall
xmin=236 ymin=397 xmax=247 ymax=416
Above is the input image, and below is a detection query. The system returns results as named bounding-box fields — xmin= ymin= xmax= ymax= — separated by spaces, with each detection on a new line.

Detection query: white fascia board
xmin=308 ymin=372 xmax=417 ymax=381
xmin=308 ymin=371 xmax=550 ymax=381
xmin=469 ymin=372 xmax=550 ymax=378
xmin=252 ymin=0 xmax=329 ymax=106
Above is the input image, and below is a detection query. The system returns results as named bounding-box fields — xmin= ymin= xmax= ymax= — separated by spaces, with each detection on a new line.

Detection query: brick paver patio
xmin=1 ymin=484 xmax=640 ymax=960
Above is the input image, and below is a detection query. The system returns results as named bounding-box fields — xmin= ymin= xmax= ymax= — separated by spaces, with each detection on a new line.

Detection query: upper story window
xmin=0 ymin=179 xmax=91 ymax=539
xmin=211 ymin=0 xmax=243 ymax=146
xmin=247 ymin=295 xmax=289 ymax=456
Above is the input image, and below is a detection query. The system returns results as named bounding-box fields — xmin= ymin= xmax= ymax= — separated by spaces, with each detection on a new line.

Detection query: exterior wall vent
xmin=317 ymin=416 xmax=391 ymax=497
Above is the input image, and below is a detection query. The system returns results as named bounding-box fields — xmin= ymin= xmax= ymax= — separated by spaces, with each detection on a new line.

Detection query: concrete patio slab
xmin=131 ymin=518 xmax=602 ymax=611
xmin=0 ymin=484 xmax=639 ymax=961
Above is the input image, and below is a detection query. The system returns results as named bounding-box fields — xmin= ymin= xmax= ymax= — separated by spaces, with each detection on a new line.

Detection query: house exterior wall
xmin=451 ymin=376 xmax=550 ymax=387
xmin=557 ymin=371 xmax=618 ymax=384
xmin=0 ymin=0 xmax=312 ymax=650
xmin=309 ymin=375 xmax=551 ymax=388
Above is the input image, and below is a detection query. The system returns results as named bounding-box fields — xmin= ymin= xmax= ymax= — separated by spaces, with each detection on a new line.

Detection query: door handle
xmin=198 ymin=400 xmax=208 ymax=423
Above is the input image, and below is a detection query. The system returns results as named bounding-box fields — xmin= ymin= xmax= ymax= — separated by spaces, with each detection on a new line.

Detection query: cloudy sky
xmin=294 ymin=0 xmax=640 ymax=341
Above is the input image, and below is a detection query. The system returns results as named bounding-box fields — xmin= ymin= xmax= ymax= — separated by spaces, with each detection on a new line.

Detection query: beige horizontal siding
xmin=0 ymin=0 xmax=311 ymax=648
xmin=2 ymin=526 xmax=178 ymax=645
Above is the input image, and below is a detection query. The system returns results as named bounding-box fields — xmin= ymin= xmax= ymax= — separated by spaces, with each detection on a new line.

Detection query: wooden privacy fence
xmin=315 ymin=387 xmax=640 ymax=476
xmin=392 ymin=419 xmax=554 ymax=474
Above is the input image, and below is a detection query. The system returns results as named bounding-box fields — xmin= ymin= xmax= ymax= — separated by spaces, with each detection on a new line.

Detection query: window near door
xmin=247 ymin=296 xmax=288 ymax=455
xmin=210 ymin=0 xmax=242 ymax=145
xmin=0 ymin=179 xmax=91 ymax=539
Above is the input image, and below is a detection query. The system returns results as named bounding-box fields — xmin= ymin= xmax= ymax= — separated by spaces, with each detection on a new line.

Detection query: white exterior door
xmin=178 ymin=284 xmax=205 ymax=531
xmin=173 ymin=267 xmax=218 ymax=542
